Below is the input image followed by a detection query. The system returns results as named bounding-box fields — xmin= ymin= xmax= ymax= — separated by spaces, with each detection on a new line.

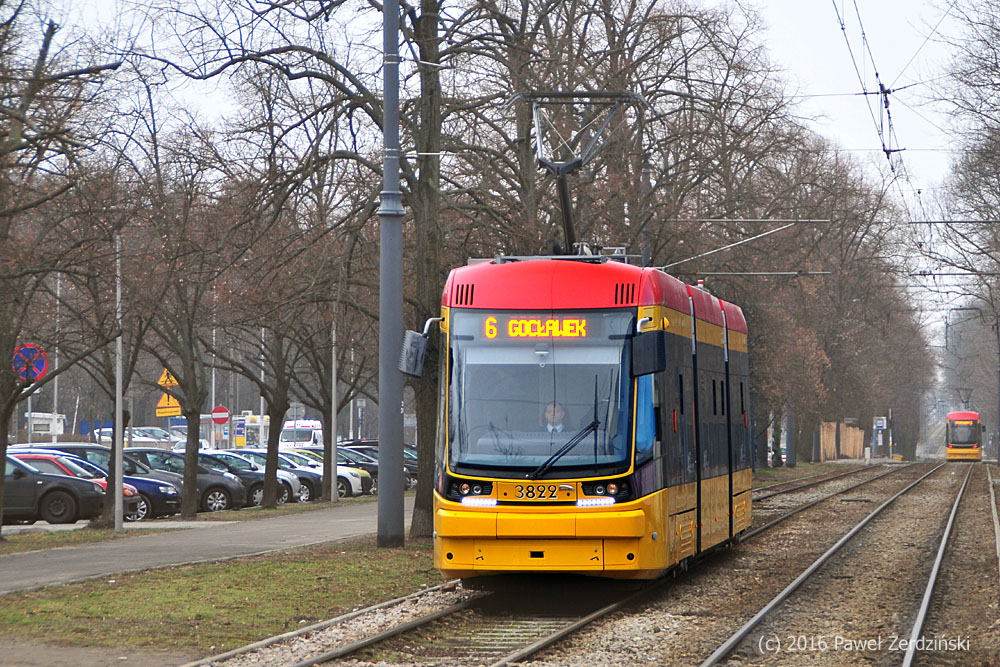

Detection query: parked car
xmin=195 ymin=451 xmax=271 ymax=506
xmin=168 ymin=425 xmax=211 ymax=448
xmin=230 ymin=449 xmax=362 ymax=499
xmin=61 ymin=456 xmax=181 ymax=521
xmin=228 ymin=449 xmax=326 ymax=501
xmin=342 ymin=441 xmax=417 ymax=489
xmin=282 ymin=449 xmax=372 ymax=499
xmin=12 ymin=443 xmax=185 ymax=492
xmin=93 ymin=427 xmax=162 ymax=447
xmin=3 ymin=455 xmax=105 ymax=524
xmin=132 ymin=426 xmax=184 ymax=445
xmin=292 ymin=446 xmax=379 ymax=495
xmin=8 ymin=447 xmax=181 ymax=521
xmin=111 ymin=447 xmax=247 ymax=512
xmin=209 ymin=449 xmax=301 ymax=503
xmin=9 ymin=453 xmax=141 ymax=517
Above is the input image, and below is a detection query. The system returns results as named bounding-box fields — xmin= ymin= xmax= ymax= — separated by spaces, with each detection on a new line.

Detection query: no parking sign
xmin=12 ymin=344 xmax=47 ymax=382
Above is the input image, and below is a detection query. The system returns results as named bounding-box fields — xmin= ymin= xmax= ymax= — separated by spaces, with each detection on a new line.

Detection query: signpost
xmin=12 ymin=344 xmax=47 ymax=382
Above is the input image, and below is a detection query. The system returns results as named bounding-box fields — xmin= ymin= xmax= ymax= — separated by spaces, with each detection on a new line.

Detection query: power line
xmin=670 ymin=271 xmax=831 ymax=276
xmin=658 ymin=223 xmax=798 ymax=270
xmin=891 ymin=0 xmax=959 ymax=88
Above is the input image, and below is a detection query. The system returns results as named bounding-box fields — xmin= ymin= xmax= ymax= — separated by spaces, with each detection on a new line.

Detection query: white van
xmin=279 ymin=420 xmax=322 ymax=448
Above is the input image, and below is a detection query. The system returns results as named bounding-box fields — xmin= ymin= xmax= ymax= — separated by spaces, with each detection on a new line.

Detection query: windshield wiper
xmin=529 ymin=419 xmax=600 ymax=480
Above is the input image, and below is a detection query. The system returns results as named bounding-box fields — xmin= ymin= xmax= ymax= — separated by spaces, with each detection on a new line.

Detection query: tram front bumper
xmin=434 ymin=506 xmax=649 ymax=575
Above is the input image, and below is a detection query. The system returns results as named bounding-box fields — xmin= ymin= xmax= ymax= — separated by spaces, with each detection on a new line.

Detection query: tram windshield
xmin=950 ymin=420 xmax=978 ymax=445
xmin=448 ymin=309 xmax=634 ymax=477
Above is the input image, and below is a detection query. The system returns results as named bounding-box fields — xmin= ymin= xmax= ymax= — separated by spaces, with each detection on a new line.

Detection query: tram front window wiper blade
xmin=529 ymin=419 xmax=600 ymax=480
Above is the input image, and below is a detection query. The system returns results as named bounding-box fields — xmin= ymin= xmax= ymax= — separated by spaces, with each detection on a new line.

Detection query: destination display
xmin=484 ymin=316 xmax=587 ymax=339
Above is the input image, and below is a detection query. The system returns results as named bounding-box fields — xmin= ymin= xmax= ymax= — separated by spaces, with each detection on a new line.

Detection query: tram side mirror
xmin=399 ymin=330 xmax=428 ymax=377
xmin=632 ymin=330 xmax=666 ymax=376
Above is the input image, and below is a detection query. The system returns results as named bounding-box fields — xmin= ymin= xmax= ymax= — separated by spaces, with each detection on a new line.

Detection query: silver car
xmin=220 ymin=449 xmax=302 ymax=501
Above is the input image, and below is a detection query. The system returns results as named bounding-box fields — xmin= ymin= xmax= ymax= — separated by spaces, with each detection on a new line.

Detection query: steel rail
xmin=752 ymin=465 xmax=867 ymax=494
xmin=742 ymin=464 xmax=910 ymax=541
xmin=488 ymin=583 xmax=664 ymax=666
xmin=753 ymin=465 xmax=876 ymax=499
xmin=178 ymin=580 xmax=464 ymax=667
xmin=290 ymin=598 xmax=475 ymax=667
xmin=901 ymin=463 xmax=974 ymax=667
xmin=699 ymin=463 xmax=945 ymax=666
xmin=989 ymin=464 xmax=1000 ymax=591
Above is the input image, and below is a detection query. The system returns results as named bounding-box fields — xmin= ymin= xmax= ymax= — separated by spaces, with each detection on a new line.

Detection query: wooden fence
xmin=819 ymin=422 xmax=865 ymax=460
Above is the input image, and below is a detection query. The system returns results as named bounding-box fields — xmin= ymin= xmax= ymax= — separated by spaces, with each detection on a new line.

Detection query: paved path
xmin=0 ymin=497 xmax=414 ymax=595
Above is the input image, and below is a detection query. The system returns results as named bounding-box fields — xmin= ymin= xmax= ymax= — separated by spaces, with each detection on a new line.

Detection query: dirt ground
xmin=0 ymin=640 xmax=199 ymax=666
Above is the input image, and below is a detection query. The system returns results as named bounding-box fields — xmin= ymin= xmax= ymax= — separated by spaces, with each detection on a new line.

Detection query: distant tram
xmin=428 ymin=253 xmax=753 ymax=581
xmin=945 ymin=411 xmax=983 ymax=462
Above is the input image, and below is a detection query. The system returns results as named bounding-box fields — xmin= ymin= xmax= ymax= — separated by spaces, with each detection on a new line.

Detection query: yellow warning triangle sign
xmin=158 ymin=369 xmax=178 ymax=387
xmin=156 ymin=392 xmax=182 ymax=417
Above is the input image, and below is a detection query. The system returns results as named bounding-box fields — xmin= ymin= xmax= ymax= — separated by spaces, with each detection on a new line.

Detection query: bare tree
xmin=0 ymin=5 xmax=121 ymax=532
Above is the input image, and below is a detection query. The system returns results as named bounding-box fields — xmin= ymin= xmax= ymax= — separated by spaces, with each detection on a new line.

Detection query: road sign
xmin=156 ymin=392 xmax=182 ymax=417
xmin=874 ymin=416 xmax=887 ymax=430
xmin=158 ymin=368 xmax=178 ymax=387
xmin=13 ymin=344 xmax=47 ymax=382
xmin=211 ymin=405 xmax=229 ymax=424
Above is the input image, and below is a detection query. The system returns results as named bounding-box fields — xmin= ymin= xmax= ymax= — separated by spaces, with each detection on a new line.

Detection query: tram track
xmin=752 ymin=463 xmax=878 ymax=500
xmin=528 ymin=461 xmax=941 ymax=665
xmin=185 ymin=463 xmax=935 ymax=667
xmin=699 ymin=463 xmax=985 ymax=666
xmin=913 ymin=462 xmax=1000 ymax=666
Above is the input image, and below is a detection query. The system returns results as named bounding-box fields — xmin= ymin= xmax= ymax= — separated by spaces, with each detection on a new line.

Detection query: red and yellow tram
xmin=430 ymin=254 xmax=753 ymax=581
xmin=945 ymin=410 xmax=983 ymax=462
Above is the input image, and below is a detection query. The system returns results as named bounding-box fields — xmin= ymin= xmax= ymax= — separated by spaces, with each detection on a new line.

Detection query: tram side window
xmin=678 ymin=370 xmax=696 ymax=485
xmin=635 ymin=375 xmax=654 ymax=465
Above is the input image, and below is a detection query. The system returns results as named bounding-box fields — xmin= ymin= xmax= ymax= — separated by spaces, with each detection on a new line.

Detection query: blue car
xmin=69 ymin=457 xmax=180 ymax=521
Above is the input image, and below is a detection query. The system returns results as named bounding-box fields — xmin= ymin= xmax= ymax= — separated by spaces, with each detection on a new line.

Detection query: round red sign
xmin=211 ymin=405 xmax=229 ymax=424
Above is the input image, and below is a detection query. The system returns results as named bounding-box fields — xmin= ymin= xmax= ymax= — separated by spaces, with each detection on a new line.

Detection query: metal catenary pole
xmin=377 ymin=0 xmax=405 ymax=547
xmin=114 ymin=233 xmax=124 ymax=533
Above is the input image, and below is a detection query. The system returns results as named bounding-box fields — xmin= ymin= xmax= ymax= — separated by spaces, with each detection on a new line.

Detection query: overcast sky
xmin=752 ymin=0 xmax=959 ymax=212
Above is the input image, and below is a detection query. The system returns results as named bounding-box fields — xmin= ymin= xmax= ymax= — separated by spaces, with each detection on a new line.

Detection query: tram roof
xmin=946 ymin=410 xmax=980 ymax=421
xmin=442 ymin=257 xmax=747 ymax=333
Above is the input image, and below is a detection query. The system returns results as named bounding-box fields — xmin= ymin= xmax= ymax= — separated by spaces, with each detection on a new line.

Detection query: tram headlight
xmin=443 ymin=475 xmax=494 ymax=501
xmin=595 ymin=484 xmax=606 ymax=495
xmin=607 ymin=483 xmax=618 ymax=495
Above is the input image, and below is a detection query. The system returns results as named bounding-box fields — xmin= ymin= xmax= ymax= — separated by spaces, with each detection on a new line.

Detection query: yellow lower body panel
xmin=434 ymin=478 xmax=749 ymax=580
xmin=435 ymin=536 xmax=669 ymax=579
xmin=946 ymin=448 xmax=981 ymax=461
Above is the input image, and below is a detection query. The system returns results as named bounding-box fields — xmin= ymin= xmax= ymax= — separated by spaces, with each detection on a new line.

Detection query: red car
xmin=11 ymin=453 xmax=141 ymax=516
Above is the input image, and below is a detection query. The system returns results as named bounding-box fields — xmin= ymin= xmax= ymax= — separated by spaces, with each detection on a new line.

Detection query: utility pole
xmin=377 ymin=0 xmax=405 ymax=547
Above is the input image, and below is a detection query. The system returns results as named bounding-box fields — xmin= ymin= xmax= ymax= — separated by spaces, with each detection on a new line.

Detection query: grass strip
xmin=0 ymin=535 xmax=442 ymax=655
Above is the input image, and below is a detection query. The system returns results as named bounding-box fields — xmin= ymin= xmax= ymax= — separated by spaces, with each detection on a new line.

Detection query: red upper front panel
xmin=443 ymin=259 xmax=648 ymax=310
xmin=441 ymin=258 xmax=746 ymax=340
xmin=947 ymin=411 xmax=980 ymax=421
